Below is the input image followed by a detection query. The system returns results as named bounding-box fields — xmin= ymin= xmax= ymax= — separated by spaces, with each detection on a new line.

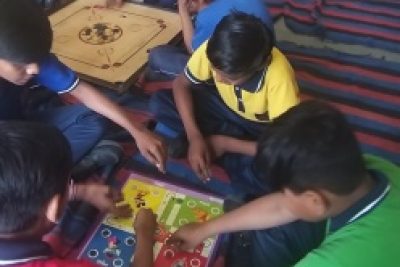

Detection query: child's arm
xmin=178 ymin=0 xmax=194 ymax=53
xmin=132 ymin=209 xmax=157 ymax=267
xmin=70 ymin=81 xmax=166 ymax=173
xmin=207 ymin=135 xmax=257 ymax=158
xmin=168 ymin=192 xmax=297 ymax=250
xmin=172 ymin=74 xmax=211 ymax=181
xmin=72 ymin=183 xmax=132 ymax=217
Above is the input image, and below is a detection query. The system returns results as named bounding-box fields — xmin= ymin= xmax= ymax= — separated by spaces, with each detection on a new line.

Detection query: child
xmin=149 ymin=12 xmax=299 ymax=181
xmin=0 ymin=121 xmax=156 ymax=267
xmin=169 ymin=101 xmax=400 ymax=267
xmin=0 ymin=0 xmax=166 ymax=171
xmin=146 ymin=0 xmax=274 ymax=80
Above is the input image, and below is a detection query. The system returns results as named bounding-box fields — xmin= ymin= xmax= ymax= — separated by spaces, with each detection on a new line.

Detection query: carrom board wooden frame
xmin=49 ymin=0 xmax=181 ymax=92
xmin=77 ymin=172 xmax=224 ymax=267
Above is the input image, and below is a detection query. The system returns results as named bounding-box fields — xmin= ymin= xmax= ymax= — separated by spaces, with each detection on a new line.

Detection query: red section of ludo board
xmin=78 ymin=172 xmax=224 ymax=267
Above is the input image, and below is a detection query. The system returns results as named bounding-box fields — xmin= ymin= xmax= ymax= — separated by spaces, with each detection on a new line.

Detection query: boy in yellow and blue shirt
xmin=150 ymin=12 xmax=299 ymax=189
xmin=146 ymin=0 xmax=274 ymax=81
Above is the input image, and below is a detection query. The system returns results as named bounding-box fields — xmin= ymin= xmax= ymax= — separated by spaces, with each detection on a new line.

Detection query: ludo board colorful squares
xmin=79 ymin=174 xmax=223 ymax=267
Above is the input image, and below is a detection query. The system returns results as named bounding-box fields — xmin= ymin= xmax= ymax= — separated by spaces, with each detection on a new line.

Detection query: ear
xmin=301 ymin=190 xmax=330 ymax=219
xmin=45 ymin=194 xmax=63 ymax=223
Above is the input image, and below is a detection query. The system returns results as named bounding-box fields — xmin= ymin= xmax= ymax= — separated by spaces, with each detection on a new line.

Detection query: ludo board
xmin=49 ymin=0 xmax=181 ymax=91
xmin=79 ymin=174 xmax=223 ymax=267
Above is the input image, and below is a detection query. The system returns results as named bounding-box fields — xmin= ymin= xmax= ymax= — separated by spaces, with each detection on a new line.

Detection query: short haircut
xmin=255 ymin=101 xmax=367 ymax=195
xmin=206 ymin=11 xmax=274 ymax=75
xmin=0 ymin=0 xmax=52 ymax=64
xmin=0 ymin=121 xmax=72 ymax=233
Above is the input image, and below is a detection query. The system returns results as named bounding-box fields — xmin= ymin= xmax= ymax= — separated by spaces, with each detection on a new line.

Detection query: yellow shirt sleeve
xmin=268 ymin=75 xmax=300 ymax=120
xmin=184 ymin=41 xmax=213 ymax=84
xmin=267 ymin=48 xmax=300 ymax=120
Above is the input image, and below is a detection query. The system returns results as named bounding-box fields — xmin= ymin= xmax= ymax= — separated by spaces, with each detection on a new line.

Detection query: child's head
xmin=0 ymin=121 xmax=72 ymax=237
xmin=206 ymin=11 xmax=274 ymax=86
xmin=255 ymin=101 xmax=368 ymax=221
xmin=0 ymin=0 xmax=52 ymax=85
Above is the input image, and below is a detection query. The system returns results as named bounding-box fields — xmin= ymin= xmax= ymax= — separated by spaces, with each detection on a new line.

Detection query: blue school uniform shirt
xmin=0 ymin=54 xmax=79 ymax=120
xmin=34 ymin=53 xmax=80 ymax=94
xmin=192 ymin=0 xmax=274 ymax=51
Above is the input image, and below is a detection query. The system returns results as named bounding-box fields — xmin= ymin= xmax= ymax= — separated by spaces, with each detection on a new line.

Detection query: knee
xmin=76 ymin=109 xmax=108 ymax=139
xmin=89 ymin=117 xmax=107 ymax=139
xmin=148 ymin=46 xmax=171 ymax=69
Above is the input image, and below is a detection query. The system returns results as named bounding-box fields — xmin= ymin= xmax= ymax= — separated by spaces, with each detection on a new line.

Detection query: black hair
xmin=0 ymin=0 xmax=53 ymax=64
xmin=255 ymin=100 xmax=367 ymax=195
xmin=0 ymin=121 xmax=72 ymax=233
xmin=206 ymin=11 xmax=274 ymax=75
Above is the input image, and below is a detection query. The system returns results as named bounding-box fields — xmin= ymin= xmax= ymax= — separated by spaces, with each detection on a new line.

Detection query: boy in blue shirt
xmin=0 ymin=121 xmax=155 ymax=267
xmin=145 ymin=0 xmax=274 ymax=80
xmin=0 ymin=0 xmax=166 ymax=170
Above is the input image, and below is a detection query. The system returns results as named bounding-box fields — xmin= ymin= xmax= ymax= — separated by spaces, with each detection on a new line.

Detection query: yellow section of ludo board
xmin=49 ymin=0 xmax=181 ymax=84
xmin=103 ymin=179 xmax=169 ymax=232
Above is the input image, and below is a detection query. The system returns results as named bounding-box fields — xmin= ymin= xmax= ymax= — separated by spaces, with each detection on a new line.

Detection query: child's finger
xmin=149 ymin=147 xmax=166 ymax=173
xmin=192 ymin=161 xmax=205 ymax=180
xmin=155 ymin=162 xmax=166 ymax=174
xmin=203 ymin=152 xmax=212 ymax=180
xmin=112 ymin=204 xmax=132 ymax=218
xmin=143 ymin=150 xmax=157 ymax=165
xmin=166 ymin=235 xmax=183 ymax=248
xmin=143 ymin=150 xmax=164 ymax=172
xmin=197 ymin=159 xmax=210 ymax=182
xmin=110 ymin=188 xmax=124 ymax=202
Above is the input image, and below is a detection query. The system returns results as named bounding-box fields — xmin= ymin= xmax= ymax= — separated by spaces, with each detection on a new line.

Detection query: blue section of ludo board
xmin=80 ymin=224 xmax=136 ymax=267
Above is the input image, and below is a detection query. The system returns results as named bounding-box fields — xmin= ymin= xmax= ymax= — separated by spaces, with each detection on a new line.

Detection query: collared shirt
xmin=33 ymin=53 xmax=80 ymax=94
xmin=0 ymin=54 xmax=79 ymax=120
xmin=185 ymin=42 xmax=299 ymax=122
xmin=296 ymin=154 xmax=400 ymax=267
xmin=0 ymin=238 xmax=95 ymax=267
xmin=327 ymin=170 xmax=391 ymax=234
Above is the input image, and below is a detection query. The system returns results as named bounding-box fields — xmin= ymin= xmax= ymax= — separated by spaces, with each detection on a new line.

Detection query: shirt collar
xmin=0 ymin=238 xmax=52 ymax=265
xmin=328 ymin=171 xmax=390 ymax=234
xmin=236 ymin=68 xmax=267 ymax=93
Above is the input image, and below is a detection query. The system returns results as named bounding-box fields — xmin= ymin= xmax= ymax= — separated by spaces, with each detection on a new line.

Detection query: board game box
xmin=78 ymin=173 xmax=223 ymax=267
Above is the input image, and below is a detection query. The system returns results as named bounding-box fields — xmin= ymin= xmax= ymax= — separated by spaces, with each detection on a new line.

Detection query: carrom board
xmin=78 ymin=174 xmax=224 ymax=267
xmin=49 ymin=0 xmax=181 ymax=91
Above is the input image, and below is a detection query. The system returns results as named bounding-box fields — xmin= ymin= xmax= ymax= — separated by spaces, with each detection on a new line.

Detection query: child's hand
xmin=134 ymin=208 xmax=157 ymax=238
xmin=188 ymin=136 xmax=211 ymax=182
xmin=178 ymin=0 xmax=190 ymax=13
xmin=167 ymin=222 xmax=208 ymax=251
xmin=75 ymin=183 xmax=132 ymax=217
xmin=134 ymin=128 xmax=167 ymax=174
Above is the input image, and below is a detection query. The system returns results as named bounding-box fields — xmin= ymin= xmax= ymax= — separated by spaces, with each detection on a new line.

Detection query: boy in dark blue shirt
xmin=0 ymin=0 xmax=166 ymax=170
